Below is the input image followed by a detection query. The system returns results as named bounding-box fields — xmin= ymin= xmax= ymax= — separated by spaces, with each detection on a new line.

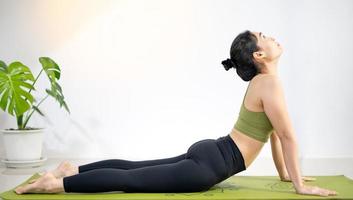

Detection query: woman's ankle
xmin=73 ymin=166 xmax=79 ymax=175
xmin=54 ymin=178 xmax=65 ymax=193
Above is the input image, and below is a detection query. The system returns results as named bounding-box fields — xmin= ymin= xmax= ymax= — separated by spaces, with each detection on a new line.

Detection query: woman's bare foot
xmin=51 ymin=160 xmax=79 ymax=178
xmin=15 ymin=172 xmax=64 ymax=194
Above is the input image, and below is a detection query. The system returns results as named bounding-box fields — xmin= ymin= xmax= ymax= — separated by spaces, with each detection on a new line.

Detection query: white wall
xmin=0 ymin=0 xmax=352 ymax=171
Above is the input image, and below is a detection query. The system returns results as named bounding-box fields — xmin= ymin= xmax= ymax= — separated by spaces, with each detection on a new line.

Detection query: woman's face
xmin=251 ymin=31 xmax=283 ymax=63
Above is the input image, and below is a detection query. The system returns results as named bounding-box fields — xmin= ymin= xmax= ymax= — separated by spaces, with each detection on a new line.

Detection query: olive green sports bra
xmin=233 ymin=84 xmax=274 ymax=143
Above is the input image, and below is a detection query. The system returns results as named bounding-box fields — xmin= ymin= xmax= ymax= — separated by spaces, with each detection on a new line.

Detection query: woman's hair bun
xmin=221 ymin=58 xmax=237 ymax=71
xmin=223 ymin=30 xmax=260 ymax=81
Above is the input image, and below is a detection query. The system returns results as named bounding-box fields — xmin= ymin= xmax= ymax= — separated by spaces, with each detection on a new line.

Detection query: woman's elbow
xmin=275 ymin=130 xmax=297 ymax=142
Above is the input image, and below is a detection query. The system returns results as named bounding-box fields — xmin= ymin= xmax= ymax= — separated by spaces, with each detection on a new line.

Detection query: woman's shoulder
xmin=252 ymin=74 xmax=281 ymax=88
xmin=251 ymin=74 xmax=283 ymax=96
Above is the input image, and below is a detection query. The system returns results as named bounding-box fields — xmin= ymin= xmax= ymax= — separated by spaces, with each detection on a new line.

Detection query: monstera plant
xmin=0 ymin=57 xmax=70 ymax=163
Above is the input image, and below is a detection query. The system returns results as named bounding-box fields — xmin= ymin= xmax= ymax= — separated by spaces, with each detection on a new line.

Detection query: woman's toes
xmin=15 ymin=172 xmax=61 ymax=194
xmin=15 ymin=186 xmax=24 ymax=194
xmin=15 ymin=183 xmax=38 ymax=194
xmin=28 ymin=178 xmax=38 ymax=184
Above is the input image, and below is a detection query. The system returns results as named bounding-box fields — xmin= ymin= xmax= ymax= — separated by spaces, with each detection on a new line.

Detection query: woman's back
xmin=229 ymin=74 xmax=277 ymax=169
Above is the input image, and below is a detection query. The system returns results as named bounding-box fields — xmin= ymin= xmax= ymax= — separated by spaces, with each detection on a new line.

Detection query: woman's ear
xmin=253 ymin=51 xmax=265 ymax=64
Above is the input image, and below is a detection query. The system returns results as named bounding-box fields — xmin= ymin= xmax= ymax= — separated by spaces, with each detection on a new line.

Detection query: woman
xmin=15 ymin=30 xmax=337 ymax=197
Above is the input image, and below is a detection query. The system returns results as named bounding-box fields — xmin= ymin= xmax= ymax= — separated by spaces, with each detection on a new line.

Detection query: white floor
xmin=1 ymin=157 xmax=352 ymax=198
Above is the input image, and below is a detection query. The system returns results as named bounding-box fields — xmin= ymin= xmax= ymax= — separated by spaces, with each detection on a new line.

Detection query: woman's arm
xmin=271 ymin=131 xmax=316 ymax=182
xmin=262 ymin=76 xmax=303 ymax=189
xmin=270 ymin=130 xmax=289 ymax=180
xmin=261 ymin=75 xmax=337 ymax=197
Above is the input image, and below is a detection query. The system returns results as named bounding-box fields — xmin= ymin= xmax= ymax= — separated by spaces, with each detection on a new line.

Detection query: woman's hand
xmin=280 ymin=174 xmax=316 ymax=182
xmin=280 ymin=175 xmax=338 ymax=197
xmin=295 ymin=184 xmax=338 ymax=197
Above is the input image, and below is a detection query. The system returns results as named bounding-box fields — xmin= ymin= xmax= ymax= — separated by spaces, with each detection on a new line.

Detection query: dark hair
xmin=222 ymin=30 xmax=260 ymax=81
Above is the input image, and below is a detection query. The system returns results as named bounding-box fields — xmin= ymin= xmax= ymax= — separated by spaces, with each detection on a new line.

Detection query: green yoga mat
xmin=1 ymin=173 xmax=352 ymax=200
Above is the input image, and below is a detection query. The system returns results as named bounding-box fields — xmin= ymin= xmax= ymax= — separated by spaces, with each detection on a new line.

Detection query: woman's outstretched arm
xmin=270 ymin=130 xmax=289 ymax=180
xmin=261 ymin=75 xmax=337 ymax=197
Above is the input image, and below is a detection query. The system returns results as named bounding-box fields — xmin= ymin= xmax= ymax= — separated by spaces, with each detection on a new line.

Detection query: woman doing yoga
xmin=15 ymin=30 xmax=337 ymax=197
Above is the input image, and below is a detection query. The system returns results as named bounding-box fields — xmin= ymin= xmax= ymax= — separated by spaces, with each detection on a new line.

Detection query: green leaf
xmin=54 ymin=81 xmax=62 ymax=93
xmin=17 ymin=81 xmax=35 ymax=90
xmin=32 ymin=105 xmax=45 ymax=116
xmin=0 ymin=87 xmax=9 ymax=110
xmin=0 ymin=60 xmax=7 ymax=72
xmin=0 ymin=61 xmax=35 ymax=116
xmin=62 ymin=101 xmax=70 ymax=113
xmin=39 ymin=57 xmax=60 ymax=80
xmin=45 ymin=88 xmax=56 ymax=98
xmin=40 ymin=57 xmax=70 ymax=114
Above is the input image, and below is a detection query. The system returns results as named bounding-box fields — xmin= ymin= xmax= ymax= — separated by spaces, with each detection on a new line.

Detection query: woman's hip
xmin=185 ymin=135 xmax=246 ymax=180
xmin=185 ymin=138 xmax=228 ymax=181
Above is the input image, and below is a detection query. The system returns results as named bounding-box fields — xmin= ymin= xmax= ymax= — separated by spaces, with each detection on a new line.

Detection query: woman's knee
xmin=188 ymin=165 xmax=219 ymax=191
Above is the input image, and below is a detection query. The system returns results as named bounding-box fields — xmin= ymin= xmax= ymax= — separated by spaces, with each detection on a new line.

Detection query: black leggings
xmin=63 ymin=134 xmax=246 ymax=193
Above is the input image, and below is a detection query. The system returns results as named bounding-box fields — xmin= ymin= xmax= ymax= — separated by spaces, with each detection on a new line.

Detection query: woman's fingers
xmin=312 ymin=186 xmax=337 ymax=197
xmin=302 ymin=176 xmax=316 ymax=181
xmin=321 ymin=188 xmax=337 ymax=196
xmin=300 ymin=176 xmax=338 ymax=195
xmin=282 ymin=176 xmax=316 ymax=182
xmin=327 ymin=189 xmax=338 ymax=196
xmin=314 ymin=185 xmax=338 ymax=196
xmin=296 ymin=184 xmax=338 ymax=197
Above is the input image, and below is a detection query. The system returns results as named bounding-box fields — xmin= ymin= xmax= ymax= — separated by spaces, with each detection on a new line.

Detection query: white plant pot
xmin=1 ymin=128 xmax=44 ymax=161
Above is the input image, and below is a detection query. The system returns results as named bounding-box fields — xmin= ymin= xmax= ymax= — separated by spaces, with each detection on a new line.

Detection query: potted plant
xmin=0 ymin=57 xmax=70 ymax=162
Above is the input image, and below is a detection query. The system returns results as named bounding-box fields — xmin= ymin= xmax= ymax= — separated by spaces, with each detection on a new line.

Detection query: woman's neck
xmin=260 ymin=60 xmax=278 ymax=75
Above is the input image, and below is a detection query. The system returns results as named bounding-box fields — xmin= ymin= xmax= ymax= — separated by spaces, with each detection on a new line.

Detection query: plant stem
xmin=21 ymin=69 xmax=44 ymax=129
xmin=16 ymin=115 xmax=23 ymax=130
xmin=22 ymin=94 xmax=49 ymax=128
xmin=29 ymin=69 xmax=44 ymax=94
